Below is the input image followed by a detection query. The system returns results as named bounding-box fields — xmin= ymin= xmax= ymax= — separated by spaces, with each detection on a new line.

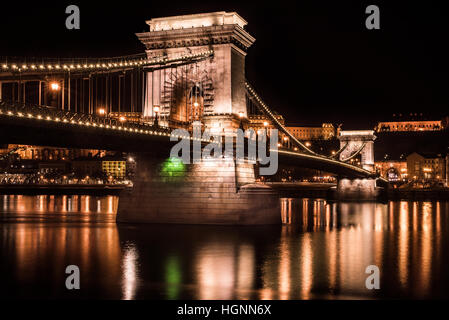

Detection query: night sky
xmin=0 ymin=1 xmax=447 ymax=129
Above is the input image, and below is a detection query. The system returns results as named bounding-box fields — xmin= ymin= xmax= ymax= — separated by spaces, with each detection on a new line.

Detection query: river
xmin=0 ymin=194 xmax=448 ymax=299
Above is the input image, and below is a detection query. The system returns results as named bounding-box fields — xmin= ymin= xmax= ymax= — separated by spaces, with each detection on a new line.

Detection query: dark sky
xmin=0 ymin=0 xmax=447 ymax=129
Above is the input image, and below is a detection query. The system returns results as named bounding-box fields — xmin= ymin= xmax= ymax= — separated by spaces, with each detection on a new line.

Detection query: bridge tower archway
xmin=338 ymin=130 xmax=376 ymax=172
xmin=337 ymin=130 xmax=379 ymax=200
xmin=137 ymin=11 xmax=255 ymax=133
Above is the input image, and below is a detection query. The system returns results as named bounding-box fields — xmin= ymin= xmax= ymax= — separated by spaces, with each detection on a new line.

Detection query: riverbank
xmin=386 ymin=188 xmax=449 ymax=201
xmin=267 ymin=182 xmax=335 ymax=198
xmin=267 ymin=182 xmax=449 ymax=201
xmin=2 ymin=182 xmax=449 ymax=201
xmin=0 ymin=184 xmax=125 ymax=195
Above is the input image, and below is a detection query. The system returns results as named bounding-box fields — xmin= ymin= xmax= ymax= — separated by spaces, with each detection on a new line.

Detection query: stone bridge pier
xmin=337 ymin=130 xmax=379 ymax=200
xmin=117 ymin=154 xmax=280 ymax=225
xmin=117 ymin=12 xmax=280 ymax=224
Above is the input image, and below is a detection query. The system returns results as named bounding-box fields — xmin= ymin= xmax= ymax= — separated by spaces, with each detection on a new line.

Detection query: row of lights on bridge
xmin=244 ymin=82 xmax=316 ymax=154
xmin=244 ymin=84 xmax=370 ymax=173
xmin=0 ymin=50 xmax=214 ymax=72
xmin=0 ymin=107 xmax=212 ymax=143
xmin=0 ymin=106 xmax=368 ymax=174
xmin=2 ymin=60 xmax=146 ymax=71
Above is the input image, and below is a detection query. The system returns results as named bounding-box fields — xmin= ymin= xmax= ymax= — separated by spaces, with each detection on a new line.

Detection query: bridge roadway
xmin=0 ymin=100 xmax=382 ymax=180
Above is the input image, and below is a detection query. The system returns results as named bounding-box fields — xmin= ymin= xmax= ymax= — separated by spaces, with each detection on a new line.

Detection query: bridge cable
xmin=340 ymin=142 xmax=367 ymax=162
xmin=330 ymin=142 xmax=349 ymax=159
xmin=244 ymin=82 xmax=317 ymax=155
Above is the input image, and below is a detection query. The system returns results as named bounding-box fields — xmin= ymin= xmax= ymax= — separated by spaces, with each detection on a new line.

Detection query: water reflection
xmin=278 ymin=199 xmax=449 ymax=299
xmin=0 ymin=221 xmax=122 ymax=299
xmin=122 ymin=243 xmax=139 ymax=300
xmin=0 ymin=194 xmax=118 ymax=222
xmin=0 ymin=195 xmax=448 ymax=299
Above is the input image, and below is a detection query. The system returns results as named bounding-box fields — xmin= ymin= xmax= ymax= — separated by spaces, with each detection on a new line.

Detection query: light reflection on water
xmin=0 ymin=195 xmax=448 ymax=299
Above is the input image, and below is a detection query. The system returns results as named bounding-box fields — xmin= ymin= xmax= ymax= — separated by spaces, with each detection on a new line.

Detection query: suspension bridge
xmin=0 ymin=11 xmax=385 ymax=224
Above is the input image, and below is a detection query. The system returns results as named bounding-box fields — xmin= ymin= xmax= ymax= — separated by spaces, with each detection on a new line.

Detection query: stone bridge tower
xmin=338 ymin=130 xmax=376 ymax=171
xmin=118 ymin=12 xmax=280 ymax=225
xmin=337 ymin=130 xmax=378 ymax=200
xmin=136 ymin=12 xmax=255 ymax=133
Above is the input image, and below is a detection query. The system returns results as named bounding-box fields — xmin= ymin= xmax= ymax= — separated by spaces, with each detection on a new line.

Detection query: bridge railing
xmin=0 ymin=99 xmax=173 ymax=135
xmin=0 ymin=50 xmax=214 ymax=75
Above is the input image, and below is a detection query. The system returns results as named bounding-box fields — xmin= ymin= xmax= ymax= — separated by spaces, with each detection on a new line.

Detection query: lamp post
xmin=283 ymin=136 xmax=289 ymax=148
xmin=238 ymin=111 xmax=244 ymax=130
xmin=263 ymin=121 xmax=269 ymax=136
xmin=263 ymin=121 xmax=269 ymax=149
xmin=49 ymin=81 xmax=61 ymax=108
xmin=153 ymin=105 xmax=160 ymax=127
xmin=50 ymin=82 xmax=60 ymax=91
xmin=98 ymin=108 xmax=106 ymax=119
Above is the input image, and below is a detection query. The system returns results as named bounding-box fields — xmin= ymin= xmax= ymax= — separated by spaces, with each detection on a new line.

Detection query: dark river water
xmin=0 ymin=194 xmax=448 ymax=299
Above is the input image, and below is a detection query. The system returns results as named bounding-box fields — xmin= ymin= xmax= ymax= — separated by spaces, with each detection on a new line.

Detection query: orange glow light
xmin=50 ymin=82 xmax=60 ymax=91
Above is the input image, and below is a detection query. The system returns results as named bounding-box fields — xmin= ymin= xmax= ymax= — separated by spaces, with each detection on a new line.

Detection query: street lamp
xmin=282 ymin=136 xmax=289 ymax=148
xmin=48 ymin=81 xmax=61 ymax=108
xmin=98 ymin=108 xmax=106 ymax=116
xmin=238 ymin=111 xmax=244 ymax=130
xmin=50 ymin=82 xmax=60 ymax=91
xmin=153 ymin=105 xmax=160 ymax=126
xmin=119 ymin=116 xmax=126 ymax=122
xmin=263 ymin=121 xmax=269 ymax=137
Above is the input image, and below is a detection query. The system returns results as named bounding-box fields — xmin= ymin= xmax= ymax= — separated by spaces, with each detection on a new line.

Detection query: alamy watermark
xmin=169 ymin=127 xmax=279 ymax=175
xmin=65 ymin=265 xmax=80 ymax=290
xmin=66 ymin=5 xmax=80 ymax=30
xmin=365 ymin=5 xmax=380 ymax=30
xmin=365 ymin=265 xmax=380 ymax=290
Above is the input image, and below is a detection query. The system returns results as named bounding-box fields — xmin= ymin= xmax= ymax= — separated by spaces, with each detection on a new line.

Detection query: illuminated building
xmin=285 ymin=123 xmax=337 ymax=141
xmin=375 ymin=152 xmax=447 ymax=183
xmin=376 ymin=114 xmax=443 ymax=132
xmin=375 ymin=159 xmax=407 ymax=181
xmin=108 ymin=112 xmax=142 ymax=123
xmin=446 ymin=154 xmax=449 ymax=187
xmin=38 ymin=161 xmax=70 ymax=174
xmin=101 ymin=156 xmax=126 ymax=179
xmin=0 ymin=144 xmax=103 ymax=161
xmin=406 ymin=152 xmax=446 ymax=181
xmin=248 ymin=114 xmax=284 ymax=132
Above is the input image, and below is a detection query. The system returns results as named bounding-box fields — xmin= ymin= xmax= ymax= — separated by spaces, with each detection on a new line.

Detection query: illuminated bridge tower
xmin=337 ymin=130 xmax=379 ymax=200
xmin=117 ymin=12 xmax=280 ymax=225
xmin=136 ymin=11 xmax=255 ymax=133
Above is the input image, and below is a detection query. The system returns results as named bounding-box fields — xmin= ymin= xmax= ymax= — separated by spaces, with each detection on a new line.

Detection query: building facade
xmin=375 ymin=160 xmax=407 ymax=181
xmin=376 ymin=120 xmax=442 ymax=132
xmin=102 ymin=157 xmax=127 ymax=179
xmin=248 ymin=114 xmax=285 ymax=132
xmin=286 ymin=123 xmax=336 ymax=141
xmin=0 ymin=144 xmax=102 ymax=161
xmin=72 ymin=158 xmax=102 ymax=177
xmin=406 ymin=152 xmax=446 ymax=181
